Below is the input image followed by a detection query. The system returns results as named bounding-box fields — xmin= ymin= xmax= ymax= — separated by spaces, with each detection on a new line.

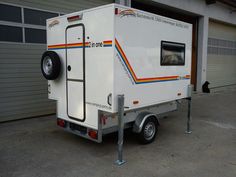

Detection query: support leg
xmin=185 ymin=97 xmax=192 ymax=134
xmin=115 ymin=95 xmax=126 ymax=165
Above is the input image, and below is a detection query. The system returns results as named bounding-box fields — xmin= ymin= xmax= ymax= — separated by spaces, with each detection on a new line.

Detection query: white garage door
xmin=207 ymin=21 xmax=236 ymax=88
xmin=0 ymin=0 xmax=112 ymax=122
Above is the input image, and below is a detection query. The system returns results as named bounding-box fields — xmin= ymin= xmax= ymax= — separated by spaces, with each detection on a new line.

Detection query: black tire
xmin=138 ymin=117 xmax=158 ymax=144
xmin=41 ymin=51 xmax=61 ymax=80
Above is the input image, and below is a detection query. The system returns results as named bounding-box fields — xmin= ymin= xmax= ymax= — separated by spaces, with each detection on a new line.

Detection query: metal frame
xmin=101 ymin=101 xmax=177 ymax=135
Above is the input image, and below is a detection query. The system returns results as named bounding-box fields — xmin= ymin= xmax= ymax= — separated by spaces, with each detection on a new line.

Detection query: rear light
xmin=57 ymin=118 xmax=66 ymax=127
xmin=67 ymin=14 xmax=83 ymax=22
xmin=115 ymin=8 xmax=119 ymax=15
xmin=88 ymin=129 xmax=98 ymax=139
xmin=133 ymin=100 xmax=139 ymax=105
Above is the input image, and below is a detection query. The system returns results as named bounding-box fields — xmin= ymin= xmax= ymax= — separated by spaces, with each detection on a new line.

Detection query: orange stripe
xmin=103 ymin=40 xmax=112 ymax=44
xmin=115 ymin=39 xmax=138 ymax=80
xmin=48 ymin=43 xmax=66 ymax=48
xmin=137 ymin=76 xmax=179 ymax=81
xmin=185 ymin=75 xmax=191 ymax=79
xmin=48 ymin=42 xmax=90 ymax=48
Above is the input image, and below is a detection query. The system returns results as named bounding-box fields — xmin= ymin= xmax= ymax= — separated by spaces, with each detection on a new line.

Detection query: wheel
xmin=138 ymin=117 xmax=158 ymax=144
xmin=41 ymin=51 xmax=61 ymax=80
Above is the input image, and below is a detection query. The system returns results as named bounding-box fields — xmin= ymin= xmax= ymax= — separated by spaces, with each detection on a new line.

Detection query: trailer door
xmin=66 ymin=24 xmax=85 ymax=121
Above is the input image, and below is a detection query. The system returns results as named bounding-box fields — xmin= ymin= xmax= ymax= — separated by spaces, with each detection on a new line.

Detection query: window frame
xmin=0 ymin=24 xmax=23 ymax=42
xmin=0 ymin=2 xmax=65 ymax=45
xmin=25 ymin=27 xmax=46 ymax=44
xmin=0 ymin=3 xmax=22 ymax=23
xmin=24 ymin=8 xmax=58 ymax=26
xmin=160 ymin=40 xmax=186 ymax=66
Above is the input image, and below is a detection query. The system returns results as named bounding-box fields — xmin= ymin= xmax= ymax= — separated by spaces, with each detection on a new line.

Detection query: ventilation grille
xmin=208 ymin=37 xmax=236 ymax=55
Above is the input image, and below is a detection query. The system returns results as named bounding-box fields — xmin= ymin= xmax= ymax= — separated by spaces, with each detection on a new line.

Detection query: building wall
xmin=1 ymin=0 xmax=112 ymax=13
xmin=151 ymin=0 xmax=236 ymax=25
xmin=148 ymin=0 xmax=236 ymax=91
xmin=1 ymin=0 xmax=236 ymax=121
xmin=208 ymin=20 xmax=236 ymax=40
xmin=207 ymin=20 xmax=236 ymax=88
xmin=0 ymin=43 xmax=54 ymax=121
xmin=0 ymin=0 xmax=113 ymax=122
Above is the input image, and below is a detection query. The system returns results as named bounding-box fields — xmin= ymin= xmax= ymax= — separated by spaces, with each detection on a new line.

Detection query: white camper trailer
xmin=41 ymin=4 xmax=192 ymax=144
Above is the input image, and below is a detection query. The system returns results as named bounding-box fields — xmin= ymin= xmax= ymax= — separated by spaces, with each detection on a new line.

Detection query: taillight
xmin=67 ymin=14 xmax=83 ymax=22
xmin=133 ymin=100 xmax=139 ymax=105
xmin=115 ymin=8 xmax=119 ymax=15
xmin=57 ymin=118 xmax=66 ymax=127
xmin=88 ymin=129 xmax=98 ymax=139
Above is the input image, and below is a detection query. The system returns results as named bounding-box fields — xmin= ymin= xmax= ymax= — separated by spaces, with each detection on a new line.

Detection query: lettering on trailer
xmin=86 ymin=102 xmax=112 ymax=110
xmin=88 ymin=40 xmax=112 ymax=48
xmin=116 ymin=8 xmax=189 ymax=29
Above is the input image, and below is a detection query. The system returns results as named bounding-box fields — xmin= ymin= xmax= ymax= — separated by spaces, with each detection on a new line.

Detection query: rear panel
xmin=113 ymin=5 xmax=192 ymax=111
xmin=46 ymin=4 xmax=115 ymax=129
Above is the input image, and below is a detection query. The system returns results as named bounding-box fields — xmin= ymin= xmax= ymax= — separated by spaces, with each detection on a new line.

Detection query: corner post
xmin=115 ymin=94 xmax=126 ymax=165
xmin=196 ymin=16 xmax=209 ymax=91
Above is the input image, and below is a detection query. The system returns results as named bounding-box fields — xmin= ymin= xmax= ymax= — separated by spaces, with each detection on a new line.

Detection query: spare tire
xmin=41 ymin=51 xmax=61 ymax=80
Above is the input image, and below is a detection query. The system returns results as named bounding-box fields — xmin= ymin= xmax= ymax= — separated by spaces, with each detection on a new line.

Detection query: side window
xmin=161 ymin=41 xmax=185 ymax=66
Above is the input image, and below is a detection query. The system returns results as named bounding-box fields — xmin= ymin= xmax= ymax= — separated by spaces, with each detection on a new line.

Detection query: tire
xmin=41 ymin=51 xmax=61 ymax=80
xmin=138 ymin=117 xmax=158 ymax=144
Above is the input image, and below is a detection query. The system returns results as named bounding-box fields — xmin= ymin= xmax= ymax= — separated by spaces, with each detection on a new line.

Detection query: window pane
xmin=161 ymin=41 xmax=185 ymax=66
xmin=0 ymin=4 xmax=22 ymax=23
xmin=24 ymin=8 xmax=58 ymax=26
xmin=25 ymin=28 xmax=46 ymax=43
xmin=0 ymin=25 xmax=22 ymax=42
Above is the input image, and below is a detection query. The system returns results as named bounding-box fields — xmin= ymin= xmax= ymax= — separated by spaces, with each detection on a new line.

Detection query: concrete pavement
xmin=0 ymin=87 xmax=236 ymax=177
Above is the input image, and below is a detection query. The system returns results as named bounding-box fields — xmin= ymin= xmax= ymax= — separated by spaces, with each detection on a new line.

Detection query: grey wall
xmin=0 ymin=43 xmax=55 ymax=121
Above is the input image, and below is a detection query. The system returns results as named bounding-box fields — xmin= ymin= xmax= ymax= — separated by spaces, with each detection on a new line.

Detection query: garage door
xmin=207 ymin=20 xmax=236 ymax=88
xmin=0 ymin=0 xmax=112 ymax=122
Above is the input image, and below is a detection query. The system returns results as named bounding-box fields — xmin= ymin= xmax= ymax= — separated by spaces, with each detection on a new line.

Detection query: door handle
xmin=67 ymin=65 xmax=71 ymax=71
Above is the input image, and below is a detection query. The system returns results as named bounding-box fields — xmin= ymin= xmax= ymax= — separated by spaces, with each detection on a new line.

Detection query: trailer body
xmin=44 ymin=4 xmax=192 ymax=142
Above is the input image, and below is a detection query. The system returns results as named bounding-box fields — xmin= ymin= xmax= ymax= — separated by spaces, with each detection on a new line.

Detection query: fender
xmin=132 ymin=112 xmax=159 ymax=133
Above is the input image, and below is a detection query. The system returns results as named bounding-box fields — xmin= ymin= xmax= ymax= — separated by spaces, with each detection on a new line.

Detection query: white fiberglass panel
xmin=66 ymin=26 xmax=84 ymax=80
xmin=68 ymin=81 xmax=84 ymax=120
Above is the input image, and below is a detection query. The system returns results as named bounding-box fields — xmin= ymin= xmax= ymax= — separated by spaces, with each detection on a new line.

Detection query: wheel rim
xmin=144 ymin=122 xmax=156 ymax=141
xmin=43 ymin=56 xmax=53 ymax=75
